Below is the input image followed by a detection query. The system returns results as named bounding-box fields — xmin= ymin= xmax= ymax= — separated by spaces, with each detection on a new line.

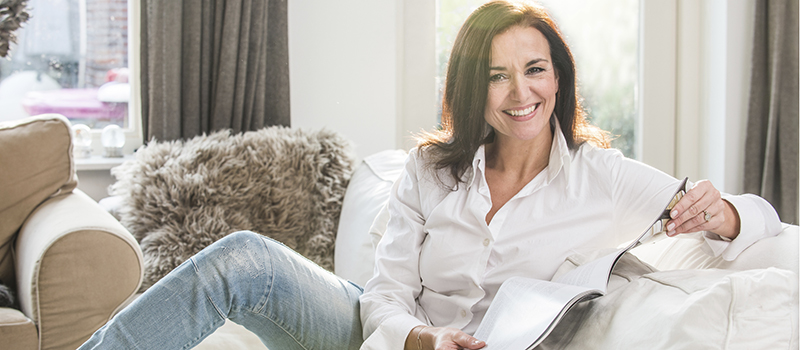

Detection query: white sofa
xmin=196 ymin=149 xmax=798 ymax=349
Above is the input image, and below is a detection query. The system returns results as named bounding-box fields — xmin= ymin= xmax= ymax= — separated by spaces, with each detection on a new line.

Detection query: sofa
xmin=101 ymin=129 xmax=798 ymax=349
xmin=0 ymin=114 xmax=143 ymax=350
xmin=336 ymin=149 xmax=800 ymax=350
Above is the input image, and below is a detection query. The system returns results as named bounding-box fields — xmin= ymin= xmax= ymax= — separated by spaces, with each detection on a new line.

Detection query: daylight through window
xmin=0 ymin=0 xmax=129 ymax=130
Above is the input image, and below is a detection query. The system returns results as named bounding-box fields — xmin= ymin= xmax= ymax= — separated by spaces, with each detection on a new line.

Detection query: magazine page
xmin=473 ymin=276 xmax=600 ymax=350
xmin=552 ymin=251 xmax=620 ymax=293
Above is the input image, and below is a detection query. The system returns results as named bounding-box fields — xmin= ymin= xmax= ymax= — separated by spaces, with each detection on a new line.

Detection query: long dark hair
xmin=417 ymin=0 xmax=609 ymax=185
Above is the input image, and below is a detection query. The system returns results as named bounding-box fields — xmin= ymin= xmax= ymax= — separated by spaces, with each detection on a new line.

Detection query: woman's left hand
xmin=666 ymin=180 xmax=741 ymax=239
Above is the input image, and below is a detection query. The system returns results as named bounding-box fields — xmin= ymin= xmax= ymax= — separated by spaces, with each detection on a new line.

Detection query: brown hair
xmin=417 ymin=0 xmax=609 ymax=184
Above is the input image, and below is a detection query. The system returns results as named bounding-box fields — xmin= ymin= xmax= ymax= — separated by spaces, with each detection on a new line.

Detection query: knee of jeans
xmin=218 ymin=230 xmax=261 ymax=246
xmin=197 ymin=231 xmax=271 ymax=279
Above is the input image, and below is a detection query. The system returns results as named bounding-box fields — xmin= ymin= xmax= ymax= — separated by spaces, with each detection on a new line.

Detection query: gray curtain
xmin=744 ymin=0 xmax=799 ymax=224
xmin=140 ymin=0 xmax=290 ymax=142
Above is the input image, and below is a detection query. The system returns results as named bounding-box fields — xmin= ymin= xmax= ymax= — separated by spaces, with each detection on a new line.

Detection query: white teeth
xmin=506 ymin=104 xmax=538 ymax=117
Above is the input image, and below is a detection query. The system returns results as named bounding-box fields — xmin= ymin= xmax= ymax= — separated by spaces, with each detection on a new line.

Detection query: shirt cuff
xmin=701 ymin=194 xmax=782 ymax=261
xmin=361 ymin=314 xmax=426 ymax=350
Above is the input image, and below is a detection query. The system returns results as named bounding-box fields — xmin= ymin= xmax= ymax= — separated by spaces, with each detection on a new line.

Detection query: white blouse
xmin=358 ymin=128 xmax=782 ymax=350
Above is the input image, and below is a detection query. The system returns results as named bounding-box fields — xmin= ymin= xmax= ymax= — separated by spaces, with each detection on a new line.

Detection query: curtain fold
xmin=744 ymin=0 xmax=799 ymax=224
xmin=140 ymin=0 xmax=290 ymax=142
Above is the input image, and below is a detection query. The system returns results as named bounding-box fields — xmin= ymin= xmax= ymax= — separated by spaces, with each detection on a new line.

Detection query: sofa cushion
xmin=335 ymin=149 xmax=407 ymax=286
xmin=536 ymin=253 xmax=798 ymax=349
xmin=110 ymin=127 xmax=355 ymax=290
xmin=0 ymin=114 xmax=77 ymax=292
xmin=0 ymin=307 xmax=37 ymax=350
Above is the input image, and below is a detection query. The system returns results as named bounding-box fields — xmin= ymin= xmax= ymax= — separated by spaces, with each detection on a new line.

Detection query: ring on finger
xmin=703 ymin=210 xmax=711 ymax=222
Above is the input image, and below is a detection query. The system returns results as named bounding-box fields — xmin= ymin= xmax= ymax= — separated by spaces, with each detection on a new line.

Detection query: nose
xmin=509 ymin=75 xmax=531 ymax=101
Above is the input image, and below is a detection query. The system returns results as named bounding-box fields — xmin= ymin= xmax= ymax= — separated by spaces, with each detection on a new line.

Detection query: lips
xmin=504 ymin=103 xmax=540 ymax=119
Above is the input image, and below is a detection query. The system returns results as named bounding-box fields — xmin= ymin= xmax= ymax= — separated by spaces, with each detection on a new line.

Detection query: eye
xmin=526 ymin=66 xmax=545 ymax=75
xmin=488 ymin=73 xmax=507 ymax=83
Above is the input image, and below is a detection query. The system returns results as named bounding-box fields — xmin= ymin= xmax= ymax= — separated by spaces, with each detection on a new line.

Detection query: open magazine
xmin=472 ymin=178 xmax=689 ymax=350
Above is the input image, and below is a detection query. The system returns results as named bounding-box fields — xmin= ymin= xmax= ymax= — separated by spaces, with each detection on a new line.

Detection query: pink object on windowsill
xmin=21 ymin=88 xmax=126 ymax=120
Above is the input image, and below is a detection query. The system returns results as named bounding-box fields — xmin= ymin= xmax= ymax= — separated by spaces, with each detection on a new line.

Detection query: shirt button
xmin=461 ymin=310 xmax=467 ymax=317
xmin=483 ymin=238 xmax=490 ymax=246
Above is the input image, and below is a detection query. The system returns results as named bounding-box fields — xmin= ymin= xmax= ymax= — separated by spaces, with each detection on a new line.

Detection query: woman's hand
xmin=405 ymin=326 xmax=486 ymax=350
xmin=666 ymin=180 xmax=741 ymax=239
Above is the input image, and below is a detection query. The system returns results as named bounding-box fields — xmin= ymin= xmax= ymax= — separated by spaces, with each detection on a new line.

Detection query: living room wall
xmin=288 ymin=0 xmax=403 ymax=161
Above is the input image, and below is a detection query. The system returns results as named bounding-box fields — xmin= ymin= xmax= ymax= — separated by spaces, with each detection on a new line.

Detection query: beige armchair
xmin=0 ymin=114 xmax=143 ymax=350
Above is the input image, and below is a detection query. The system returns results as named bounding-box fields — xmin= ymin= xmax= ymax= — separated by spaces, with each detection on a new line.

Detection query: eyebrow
xmin=489 ymin=58 xmax=549 ymax=71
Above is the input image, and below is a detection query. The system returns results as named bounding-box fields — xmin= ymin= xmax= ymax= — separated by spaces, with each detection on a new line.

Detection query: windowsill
xmin=75 ymin=155 xmax=133 ymax=171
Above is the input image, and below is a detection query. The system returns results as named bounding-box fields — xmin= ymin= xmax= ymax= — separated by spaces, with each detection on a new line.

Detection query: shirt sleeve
xmin=602 ymin=147 xmax=782 ymax=260
xmin=602 ymin=147 xmax=683 ymax=244
xmin=701 ymin=193 xmax=783 ymax=260
xmin=359 ymin=149 xmax=428 ymax=350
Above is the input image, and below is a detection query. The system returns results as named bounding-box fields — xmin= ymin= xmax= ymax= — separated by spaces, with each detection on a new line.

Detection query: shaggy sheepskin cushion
xmin=110 ymin=127 xmax=355 ymax=290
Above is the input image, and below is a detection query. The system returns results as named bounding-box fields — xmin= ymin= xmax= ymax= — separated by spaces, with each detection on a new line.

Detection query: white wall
xmin=288 ymin=1 xmax=439 ymax=161
xmin=288 ymin=1 xmax=401 ymax=161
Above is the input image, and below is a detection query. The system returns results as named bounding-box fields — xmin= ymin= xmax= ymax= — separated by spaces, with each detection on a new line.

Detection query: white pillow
xmin=335 ymin=149 xmax=407 ymax=286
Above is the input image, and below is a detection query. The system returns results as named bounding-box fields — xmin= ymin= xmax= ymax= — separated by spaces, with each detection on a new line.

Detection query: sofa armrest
xmin=15 ymin=189 xmax=143 ymax=350
xmin=632 ymin=223 xmax=799 ymax=274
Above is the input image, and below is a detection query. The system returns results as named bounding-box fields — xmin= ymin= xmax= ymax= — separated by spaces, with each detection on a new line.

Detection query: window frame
xmin=81 ymin=0 xmax=143 ymax=157
xmin=638 ymin=0 xmax=678 ymax=175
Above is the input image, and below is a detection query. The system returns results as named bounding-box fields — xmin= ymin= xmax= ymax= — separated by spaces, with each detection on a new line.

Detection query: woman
xmin=79 ymin=1 xmax=780 ymax=350
xmin=359 ymin=1 xmax=776 ymax=349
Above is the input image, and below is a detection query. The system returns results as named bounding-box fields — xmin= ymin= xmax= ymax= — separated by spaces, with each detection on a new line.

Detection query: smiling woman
xmin=437 ymin=0 xmax=638 ymax=158
xmin=484 ymin=26 xmax=558 ymax=145
xmin=482 ymin=26 xmax=562 ymax=224
xmin=421 ymin=1 xmax=609 ymax=186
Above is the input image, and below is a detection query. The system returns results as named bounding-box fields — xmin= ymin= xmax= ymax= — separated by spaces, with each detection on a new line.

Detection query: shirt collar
xmin=464 ymin=120 xmax=573 ymax=191
xmin=547 ymin=119 xmax=572 ymax=185
xmin=464 ymin=146 xmax=485 ymax=191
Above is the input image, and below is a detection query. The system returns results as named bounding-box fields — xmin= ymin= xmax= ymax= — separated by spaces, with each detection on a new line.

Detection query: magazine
xmin=472 ymin=178 xmax=688 ymax=350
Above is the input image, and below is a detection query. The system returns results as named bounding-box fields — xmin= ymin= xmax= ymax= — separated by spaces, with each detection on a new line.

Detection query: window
xmin=0 ymin=0 xmax=141 ymax=156
xmin=436 ymin=0 xmax=640 ymax=158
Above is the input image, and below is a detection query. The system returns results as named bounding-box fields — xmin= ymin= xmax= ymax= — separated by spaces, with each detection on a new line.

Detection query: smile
xmin=504 ymin=103 xmax=539 ymax=117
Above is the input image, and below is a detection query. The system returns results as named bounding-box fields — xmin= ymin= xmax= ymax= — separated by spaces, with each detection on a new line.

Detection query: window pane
xmin=436 ymin=0 xmax=488 ymax=122
xmin=0 ymin=0 xmax=129 ymax=129
xmin=436 ymin=0 xmax=639 ymax=158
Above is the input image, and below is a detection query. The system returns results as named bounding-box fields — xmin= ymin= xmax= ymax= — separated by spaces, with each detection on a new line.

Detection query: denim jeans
xmin=78 ymin=231 xmax=364 ymax=350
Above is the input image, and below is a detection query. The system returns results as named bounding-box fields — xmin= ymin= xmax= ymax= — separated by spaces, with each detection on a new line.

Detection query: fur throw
xmin=110 ymin=127 xmax=355 ymax=290
xmin=0 ymin=281 xmax=13 ymax=308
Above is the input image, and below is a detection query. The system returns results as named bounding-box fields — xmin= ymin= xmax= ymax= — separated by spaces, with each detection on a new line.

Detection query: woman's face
xmin=484 ymin=25 xmax=558 ymax=145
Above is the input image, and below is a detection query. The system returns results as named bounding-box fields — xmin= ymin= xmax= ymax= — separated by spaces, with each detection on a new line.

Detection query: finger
xmin=673 ymin=181 xmax=719 ymax=220
xmin=453 ymin=332 xmax=486 ymax=349
xmin=667 ymin=181 xmax=719 ymax=235
xmin=669 ymin=199 xmax=714 ymax=235
xmin=429 ymin=328 xmax=483 ymax=350
xmin=675 ymin=199 xmax=726 ymax=235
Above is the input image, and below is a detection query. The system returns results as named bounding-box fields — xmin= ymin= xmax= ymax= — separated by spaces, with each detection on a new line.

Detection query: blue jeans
xmin=78 ymin=231 xmax=364 ymax=350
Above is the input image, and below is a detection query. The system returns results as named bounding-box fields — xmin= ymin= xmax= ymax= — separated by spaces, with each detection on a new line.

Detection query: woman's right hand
xmin=406 ymin=325 xmax=486 ymax=350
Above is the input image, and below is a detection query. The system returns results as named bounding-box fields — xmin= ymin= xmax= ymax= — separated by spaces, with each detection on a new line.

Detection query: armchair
xmin=0 ymin=115 xmax=143 ymax=350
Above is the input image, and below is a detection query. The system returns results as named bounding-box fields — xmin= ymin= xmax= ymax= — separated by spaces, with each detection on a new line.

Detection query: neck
xmin=484 ymin=129 xmax=553 ymax=180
